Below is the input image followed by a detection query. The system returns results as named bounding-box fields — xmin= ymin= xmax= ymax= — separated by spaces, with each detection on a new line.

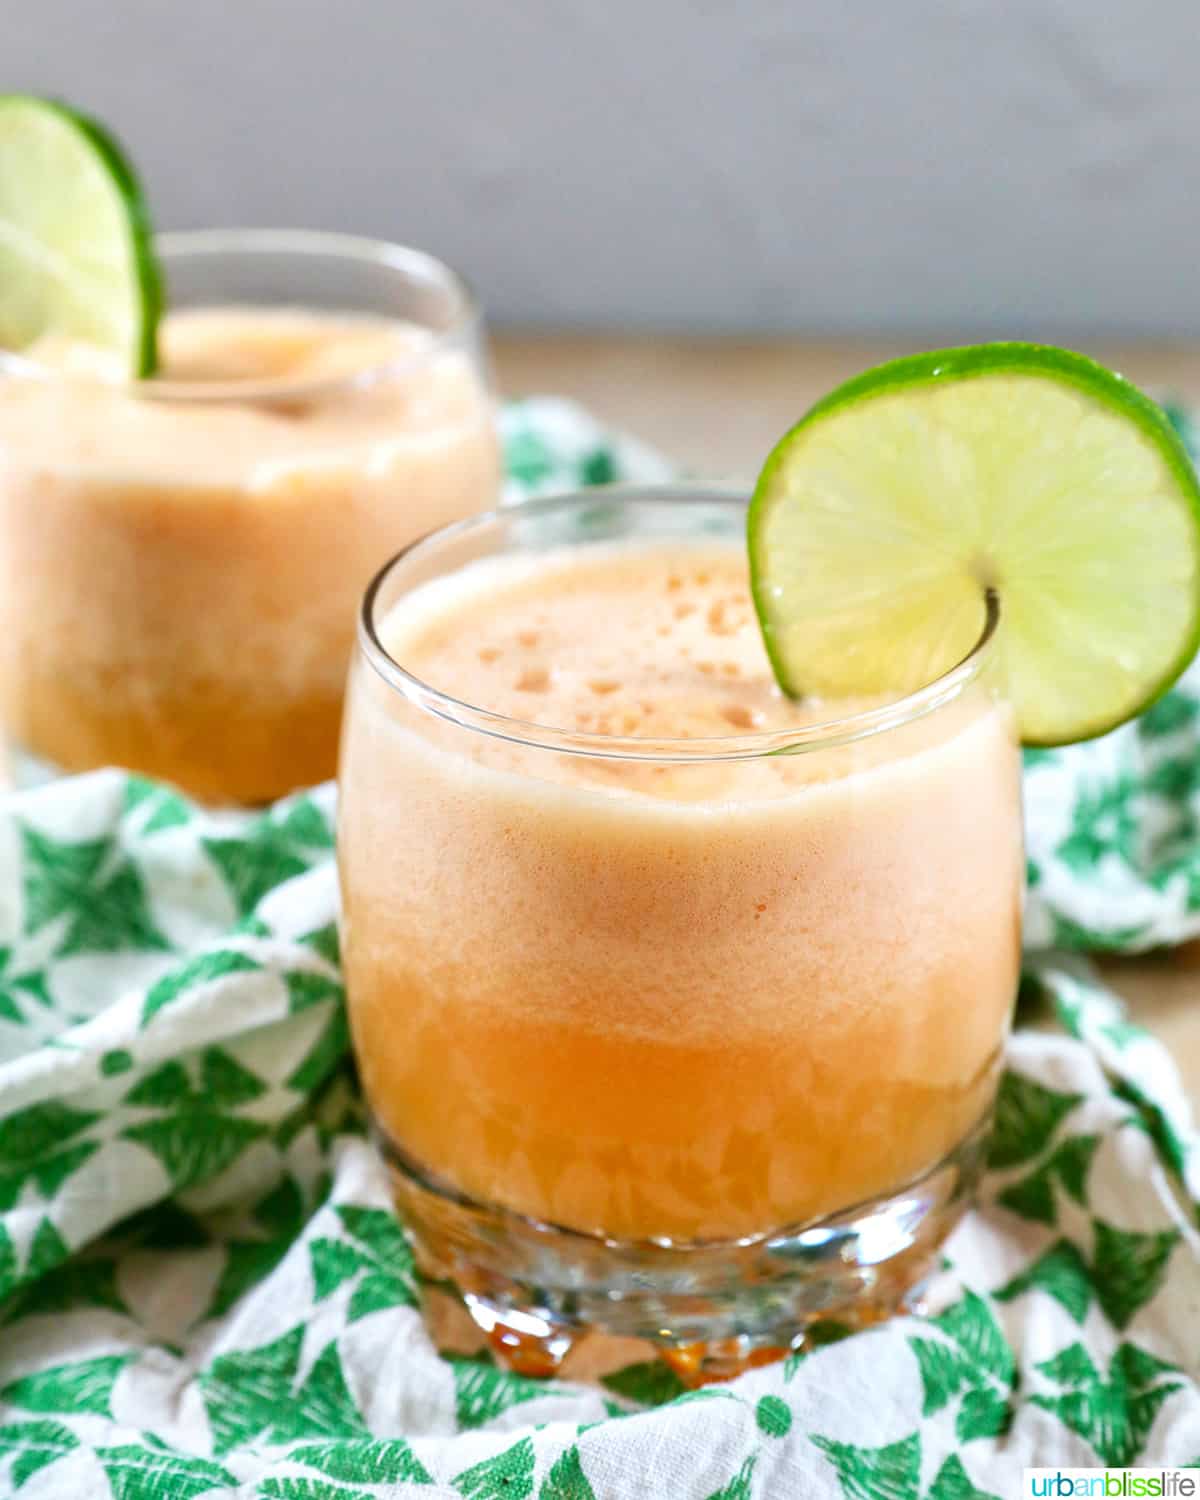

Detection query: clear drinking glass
xmin=338 ymin=487 xmax=1023 ymax=1382
xmin=0 ymin=229 xmax=498 ymax=803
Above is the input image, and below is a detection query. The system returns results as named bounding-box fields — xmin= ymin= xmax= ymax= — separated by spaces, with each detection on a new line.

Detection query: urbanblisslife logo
xmin=1026 ymin=1473 xmax=1198 ymax=1497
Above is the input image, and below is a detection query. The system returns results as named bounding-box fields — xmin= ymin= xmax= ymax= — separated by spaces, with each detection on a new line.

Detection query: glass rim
xmin=358 ymin=485 xmax=1003 ymax=764
xmin=0 ymin=227 xmax=482 ymax=405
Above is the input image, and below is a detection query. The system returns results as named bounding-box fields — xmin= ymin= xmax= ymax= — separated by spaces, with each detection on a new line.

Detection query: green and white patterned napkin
xmin=2 ymin=399 xmax=1200 ymax=1500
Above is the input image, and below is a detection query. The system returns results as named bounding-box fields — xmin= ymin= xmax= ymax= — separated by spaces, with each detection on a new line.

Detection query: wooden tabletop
xmin=493 ymin=333 xmax=1200 ymax=481
xmin=493 ymin=332 xmax=1200 ymax=1105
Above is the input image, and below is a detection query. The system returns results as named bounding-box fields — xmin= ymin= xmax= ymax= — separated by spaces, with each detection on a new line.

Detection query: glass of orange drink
xmin=338 ymin=487 xmax=1023 ymax=1379
xmin=0 ymin=230 xmax=498 ymax=803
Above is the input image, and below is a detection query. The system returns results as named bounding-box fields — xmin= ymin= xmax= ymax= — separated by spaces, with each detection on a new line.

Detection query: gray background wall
xmin=11 ymin=0 xmax=1200 ymax=336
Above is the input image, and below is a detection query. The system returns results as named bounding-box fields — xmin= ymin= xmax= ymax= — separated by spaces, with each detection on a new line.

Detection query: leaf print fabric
xmin=1 ymin=399 xmax=1200 ymax=1496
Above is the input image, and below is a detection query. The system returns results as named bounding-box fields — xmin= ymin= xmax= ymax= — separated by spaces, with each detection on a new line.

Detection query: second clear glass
xmin=0 ymin=229 xmax=499 ymax=803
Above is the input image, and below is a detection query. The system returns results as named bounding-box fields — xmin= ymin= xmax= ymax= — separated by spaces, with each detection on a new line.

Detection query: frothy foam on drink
xmin=377 ymin=541 xmax=988 ymax=800
xmin=384 ymin=545 xmax=799 ymax=737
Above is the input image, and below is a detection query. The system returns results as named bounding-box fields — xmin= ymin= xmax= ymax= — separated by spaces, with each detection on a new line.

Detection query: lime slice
xmin=0 ymin=95 xmax=161 ymax=375
xmin=748 ymin=344 xmax=1200 ymax=745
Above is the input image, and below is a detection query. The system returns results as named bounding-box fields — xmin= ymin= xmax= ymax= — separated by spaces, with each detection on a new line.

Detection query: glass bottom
xmin=374 ymin=1112 xmax=989 ymax=1385
xmin=3 ymin=742 xmax=282 ymax=810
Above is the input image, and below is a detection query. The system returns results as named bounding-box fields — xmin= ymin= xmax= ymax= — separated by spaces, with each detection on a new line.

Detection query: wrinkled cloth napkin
xmin=2 ymin=399 xmax=1200 ymax=1500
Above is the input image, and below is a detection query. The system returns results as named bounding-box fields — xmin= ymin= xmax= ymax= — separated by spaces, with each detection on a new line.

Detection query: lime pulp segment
xmin=748 ymin=344 xmax=1200 ymax=746
xmin=0 ymin=94 xmax=161 ymax=375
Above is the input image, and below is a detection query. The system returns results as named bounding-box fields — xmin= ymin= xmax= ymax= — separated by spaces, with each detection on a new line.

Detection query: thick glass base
xmin=376 ymin=1114 xmax=989 ymax=1385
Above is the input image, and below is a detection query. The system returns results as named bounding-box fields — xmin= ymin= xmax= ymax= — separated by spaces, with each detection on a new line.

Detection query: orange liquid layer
xmin=339 ymin=544 xmax=1023 ymax=1241
xmin=0 ymin=309 xmax=498 ymax=802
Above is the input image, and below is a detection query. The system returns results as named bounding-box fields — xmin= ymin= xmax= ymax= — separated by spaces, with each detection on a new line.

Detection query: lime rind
xmin=748 ymin=343 xmax=1200 ymax=747
xmin=62 ymin=101 xmax=163 ymax=377
xmin=0 ymin=94 xmax=162 ymax=376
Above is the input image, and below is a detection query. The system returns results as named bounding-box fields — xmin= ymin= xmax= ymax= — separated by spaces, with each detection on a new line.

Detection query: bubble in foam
xmin=707 ymin=600 xmax=734 ymax=635
xmin=721 ymin=703 xmax=761 ymax=730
